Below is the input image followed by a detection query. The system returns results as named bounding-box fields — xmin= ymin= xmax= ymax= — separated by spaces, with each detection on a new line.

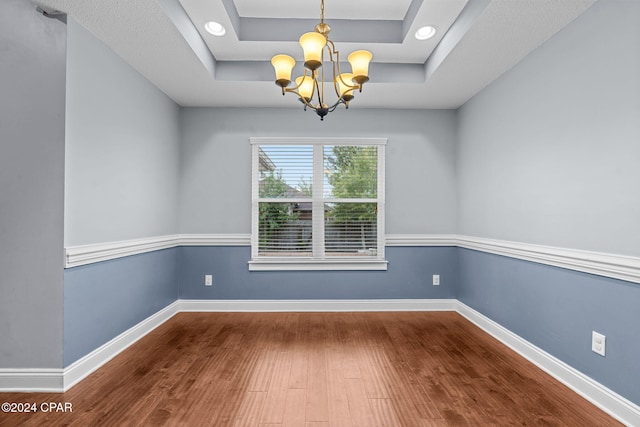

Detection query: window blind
xmin=251 ymin=138 xmax=386 ymax=267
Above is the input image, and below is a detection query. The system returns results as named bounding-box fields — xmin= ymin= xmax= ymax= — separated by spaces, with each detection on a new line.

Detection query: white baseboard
xmin=0 ymin=369 xmax=63 ymax=392
xmin=2 ymin=298 xmax=638 ymax=426
xmin=62 ymin=301 xmax=179 ymax=391
xmin=455 ymin=301 xmax=640 ymax=427
xmin=179 ymin=299 xmax=457 ymax=312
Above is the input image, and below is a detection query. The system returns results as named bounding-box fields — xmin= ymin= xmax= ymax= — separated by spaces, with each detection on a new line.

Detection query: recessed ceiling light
xmin=415 ymin=26 xmax=436 ymax=41
xmin=204 ymin=21 xmax=226 ymax=36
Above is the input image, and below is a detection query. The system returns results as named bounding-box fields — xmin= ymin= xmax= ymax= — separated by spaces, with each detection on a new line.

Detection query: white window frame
xmin=249 ymin=137 xmax=387 ymax=271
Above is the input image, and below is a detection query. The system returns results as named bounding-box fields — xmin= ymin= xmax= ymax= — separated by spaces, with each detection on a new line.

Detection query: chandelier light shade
xmin=348 ymin=50 xmax=373 ymax=85
xmin=299 ymin=32 xmax=326 ymax=70
xmin=295 ymin=76 xmax=315 ymax=101
xmin=271 ymin=54 xmax=296 ymax=87
xmin=271 ymin=0 xmax=373 ymax=120
xmin=337 ymin=73 xmax=355 ymax=102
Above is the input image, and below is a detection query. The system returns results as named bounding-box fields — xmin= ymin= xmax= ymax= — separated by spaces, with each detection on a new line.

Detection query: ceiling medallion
xmin=271 ymin=0 xmax=373 ymax=121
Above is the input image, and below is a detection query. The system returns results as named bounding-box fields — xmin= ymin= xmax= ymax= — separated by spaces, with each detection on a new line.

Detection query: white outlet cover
xmin=592 ymin=331 xmax=606 ymax=357
xmin=205 ymin=275 xmax=213 ymax=286
xmin=432 ymin=275 xmax=440 ymax=286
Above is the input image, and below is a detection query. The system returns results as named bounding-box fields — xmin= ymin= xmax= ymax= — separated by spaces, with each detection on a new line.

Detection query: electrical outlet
xmin=205 ymin=275 xmax=213 ymax=286
xmin=592 ymin=331 xmax=606 ymax=356
xmin=432 ymin=274 xmax=440 ymax=286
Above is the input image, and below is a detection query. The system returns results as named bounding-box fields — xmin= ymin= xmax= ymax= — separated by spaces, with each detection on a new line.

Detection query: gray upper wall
xmin=64 ymin=18 xmax=181 ymax=247
xmin=0 ymin=0 xmax=66 ymax=369
xmin=63 ymin=0 xmax=639 ymax=261
xmin=457 ymin=0 xmax=640 ymax=257
xmin=63 ymin=17 xmax=457 ymax=243
xmin=178 ymin=107 xmax=458 ymax=235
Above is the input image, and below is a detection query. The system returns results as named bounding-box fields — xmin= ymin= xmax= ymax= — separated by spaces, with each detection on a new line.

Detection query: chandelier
xmin=270 ymin=0 xmax=373 ymax=121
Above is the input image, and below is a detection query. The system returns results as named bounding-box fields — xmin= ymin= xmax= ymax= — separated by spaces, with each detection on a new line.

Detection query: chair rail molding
xmin=457 ymin=235 xmax=640 ymax=285
xmin=64 ymin=233 xmax=640 ymax=285
xmin=65 ymin=235 xmax=180 ymax=268
xmin=385 ymin=234 xmax=458 ymax=247
xmin=64 ymin=234 xmax=251 ymax=268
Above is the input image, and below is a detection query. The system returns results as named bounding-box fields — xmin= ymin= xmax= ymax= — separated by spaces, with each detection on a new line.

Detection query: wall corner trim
xmin=456 ymin=301 xmax=640 ymax=427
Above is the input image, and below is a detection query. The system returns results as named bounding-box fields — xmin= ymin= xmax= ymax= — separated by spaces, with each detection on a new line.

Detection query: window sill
xmin=248 ymin=258 xmax=388 ymax=271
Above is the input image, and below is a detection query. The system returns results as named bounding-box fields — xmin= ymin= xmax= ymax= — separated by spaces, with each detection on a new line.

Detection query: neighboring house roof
xmin=258 ymin=147 xmax=276 ymax=173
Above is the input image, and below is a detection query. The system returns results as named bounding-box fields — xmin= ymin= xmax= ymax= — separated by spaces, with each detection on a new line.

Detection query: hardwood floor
xmin=0 ymin=312 xmax=621 ymax=426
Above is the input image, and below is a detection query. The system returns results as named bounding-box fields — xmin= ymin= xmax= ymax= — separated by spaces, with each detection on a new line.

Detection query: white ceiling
xmin=35 ymin=0 xmax=598 ymax=109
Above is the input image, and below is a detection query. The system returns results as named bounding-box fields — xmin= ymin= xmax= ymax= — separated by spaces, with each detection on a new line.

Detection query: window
xmin=250 ymin=137 xmax=387 ymax=271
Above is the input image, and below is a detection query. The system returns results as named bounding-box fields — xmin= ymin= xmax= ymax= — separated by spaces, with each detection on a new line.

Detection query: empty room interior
xmin=1 ymin=0 xmax=639 ymax=425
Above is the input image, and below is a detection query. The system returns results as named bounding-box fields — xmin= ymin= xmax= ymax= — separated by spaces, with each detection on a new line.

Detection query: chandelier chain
xmin=320 ymin=0 xmax=325 ymax=24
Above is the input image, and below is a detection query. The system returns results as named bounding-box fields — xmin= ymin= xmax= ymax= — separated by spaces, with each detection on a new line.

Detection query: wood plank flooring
xmin=0 ymin=312 xmax=621 ymax=426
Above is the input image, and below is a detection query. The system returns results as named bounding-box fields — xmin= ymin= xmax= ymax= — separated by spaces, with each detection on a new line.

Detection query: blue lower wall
xmin=457 ymin=248 xmax=640 ymax=406
xmin=62 ymin=244 xmax=640 ymax=408
xmin=63 ymin=248 xmax=179 ymax=367
xmin=179 ymin=246 xmax=458 ymax=300
xmin=63 ymin=246 xmax=457 ymax=367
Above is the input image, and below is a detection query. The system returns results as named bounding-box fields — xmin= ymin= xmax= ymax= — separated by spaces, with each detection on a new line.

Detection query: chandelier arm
xmin=320 ymin=45 xmax=329 ymax=107
xmin=287 ymin=87 xmax=319 ymax=111
xmin=285 ymin=69 xmax=313 ymax=92
xmin=340 ymin=86 xmax=358 ymax=98
xmin=299 ymin=88 xmax=321 ymax=111
xmin=336 ymin=76 xmax=359 ymax=90
xmin=326 ymin=40 xmax=339 ymax=65
xmin=281 ymin=71 xmax=320 ymax=112
xmin=327 ymin=39 xmax=342 ymax=81
xmin=330 ymin=44 xmax=342 ymax=98
xmin=326 ymin=40 xmax=360 ymax=96
xmin=292 ymin=84 xmax=344 ymax=112
xmin=283 ymin=87 xmax=306 ymax=101
xmin=326 ymin=98 xmax=345 ymax=112
xmin=313 ymin=75 xmax=322 ymax=107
